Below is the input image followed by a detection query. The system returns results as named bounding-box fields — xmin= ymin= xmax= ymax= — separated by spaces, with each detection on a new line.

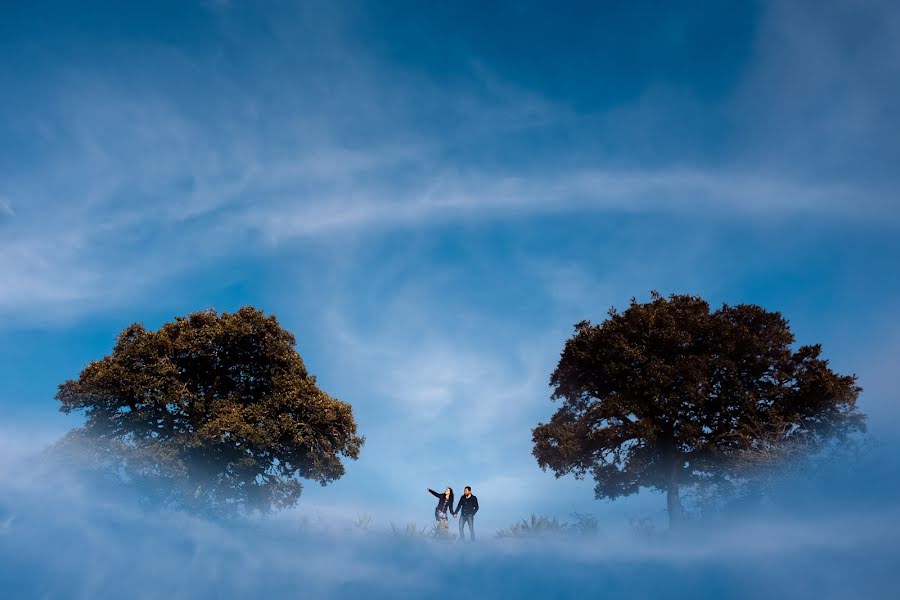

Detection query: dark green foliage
xmin=55 ymin=307 xmax=364 ymax=515
xmin=532 ymin=292 xmax=864 ymax=526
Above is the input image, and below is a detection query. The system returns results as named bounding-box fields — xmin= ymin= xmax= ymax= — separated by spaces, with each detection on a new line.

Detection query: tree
xmin=532 ymin=292 xmax=864 ymax=527
xmin=55 ymin=307 xmax=364 ymax=515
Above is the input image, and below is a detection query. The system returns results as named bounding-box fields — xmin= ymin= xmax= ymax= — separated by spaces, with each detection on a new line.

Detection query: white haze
xmin=1 ymin=429 xmax=898 ymax=599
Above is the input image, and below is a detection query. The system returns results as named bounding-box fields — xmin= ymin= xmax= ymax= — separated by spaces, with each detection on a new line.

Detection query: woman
xmin=426 ymin=487 xmax=454 ymax=527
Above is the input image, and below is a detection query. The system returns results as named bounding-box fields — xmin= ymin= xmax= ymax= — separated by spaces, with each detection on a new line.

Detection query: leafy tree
xmin=55 ymin=307 xmax=364 ymax=515
xmin=532 ymin=292 xmax=863 ymax=526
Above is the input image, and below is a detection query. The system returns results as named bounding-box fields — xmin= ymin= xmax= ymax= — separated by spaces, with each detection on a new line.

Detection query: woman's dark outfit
xmin=428 ymin=488 xmax=453 ymax=523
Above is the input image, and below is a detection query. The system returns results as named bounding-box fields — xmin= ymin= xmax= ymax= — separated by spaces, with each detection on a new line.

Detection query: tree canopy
xmin=55 ymin=307 xmax=364 ymax=515
xmin=532 ymin=292 xmax=864 ymax=525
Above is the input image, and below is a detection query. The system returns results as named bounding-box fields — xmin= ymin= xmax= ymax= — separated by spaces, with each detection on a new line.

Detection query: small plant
xmin=431 ymin=519 xmax=456 ymax=540
xmin=390 ymin=521 xmax=429 ymax=537
xmin=569 ymin=509 xmax=601 ymax=536
xmin=353 ymin=513 xmax=373 ymax=531
xmin=496 ymin=511 xmax=602 ymax=538
xmin=627 ymin=516 xmax=656 ymax=537
xmin=496 ymin=514 xmax=569 ymax=538
xmin=293 ymin=514 xmax=312 ymax=533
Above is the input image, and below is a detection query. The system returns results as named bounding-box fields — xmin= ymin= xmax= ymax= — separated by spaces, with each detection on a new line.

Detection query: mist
xmin=1 ymin=431 xmax=897 ymax=599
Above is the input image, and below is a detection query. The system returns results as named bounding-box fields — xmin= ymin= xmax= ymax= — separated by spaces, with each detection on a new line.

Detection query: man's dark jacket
xmin=453 ymin=493 xmax=479 ymax=517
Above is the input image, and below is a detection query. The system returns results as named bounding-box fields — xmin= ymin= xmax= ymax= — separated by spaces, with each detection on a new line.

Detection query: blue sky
xmin=1 ymin=0 xmax=899 ymax=531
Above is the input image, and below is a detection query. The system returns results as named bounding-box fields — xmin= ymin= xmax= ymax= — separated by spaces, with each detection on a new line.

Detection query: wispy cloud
xmin=1 ymin=123 xmax=890 ymax=322
xmin=235 ymin=166 xmax=893 ymax=244
xmin=1 ymin=0 xmax=898 ymax=324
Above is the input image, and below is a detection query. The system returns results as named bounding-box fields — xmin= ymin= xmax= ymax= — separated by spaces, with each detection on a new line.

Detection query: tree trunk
xmin=661 ymin=430 xmax=684 ymax=529
xmin=667 ymin=482 xmax=683 ymax=528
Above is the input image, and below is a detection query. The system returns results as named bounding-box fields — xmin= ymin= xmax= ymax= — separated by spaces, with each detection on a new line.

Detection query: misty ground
xmin=1 ymin=440 xmax=898 ymax=599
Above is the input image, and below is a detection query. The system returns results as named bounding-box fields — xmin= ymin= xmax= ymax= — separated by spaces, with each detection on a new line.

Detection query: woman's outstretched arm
xmin=426 ymin=488 xmax=441 ymax=498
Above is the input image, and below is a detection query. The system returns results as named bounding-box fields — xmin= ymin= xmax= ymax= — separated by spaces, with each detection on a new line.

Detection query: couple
xmin=426 ymin=485 xmax=479 ymax=541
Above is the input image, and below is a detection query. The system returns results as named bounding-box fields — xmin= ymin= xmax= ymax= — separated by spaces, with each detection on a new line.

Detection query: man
xmin=452 ymin=485 xmax=479 ymax=541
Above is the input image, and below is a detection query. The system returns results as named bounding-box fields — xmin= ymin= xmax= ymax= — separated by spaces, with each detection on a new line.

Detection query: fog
xmin=1 ymin=431 xmax=897 ymax=600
